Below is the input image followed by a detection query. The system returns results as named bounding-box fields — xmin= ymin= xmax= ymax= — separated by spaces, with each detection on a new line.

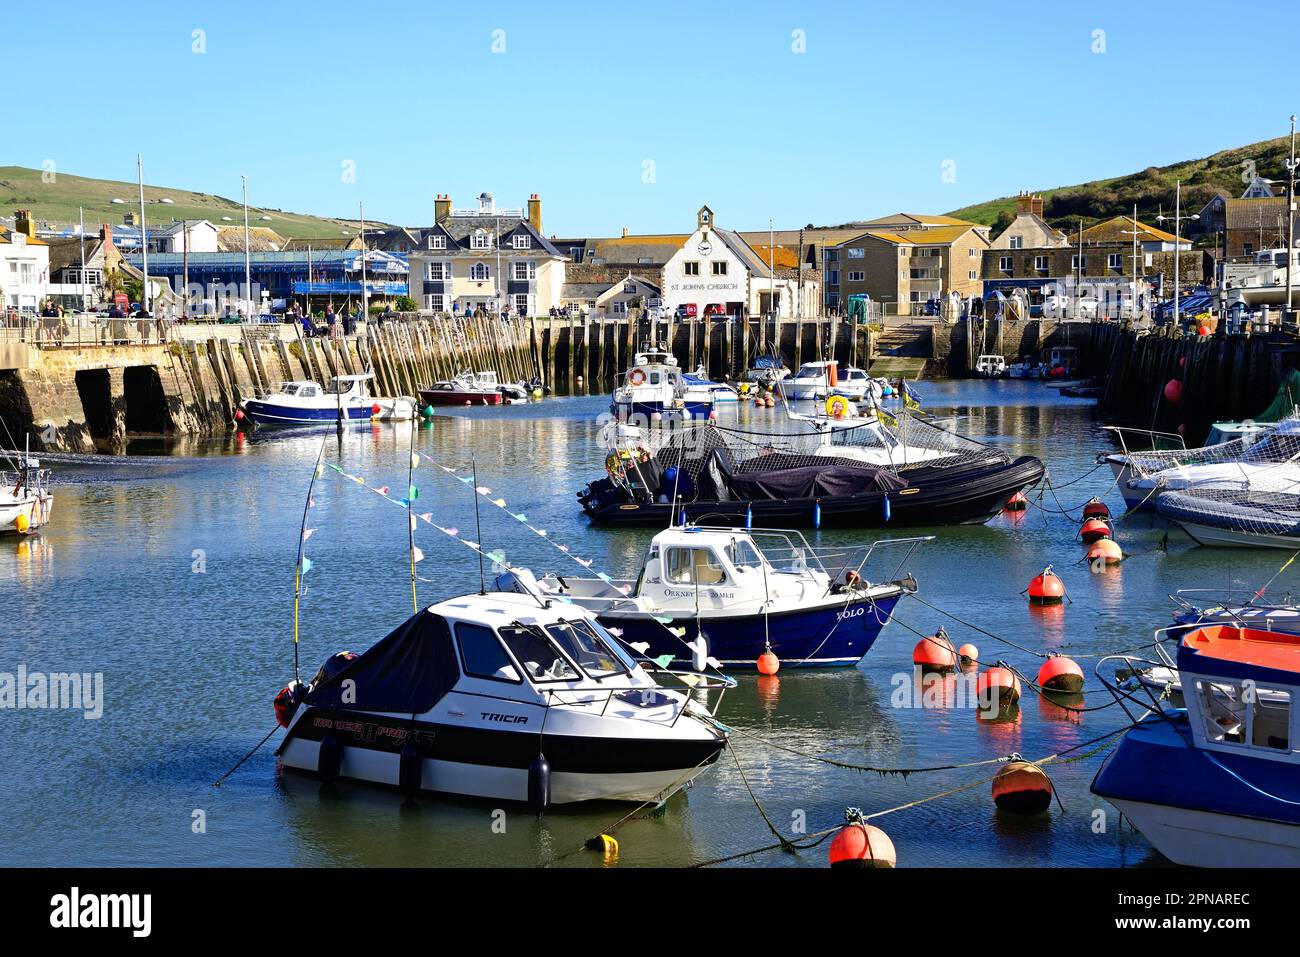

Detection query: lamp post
xmin=1157 ymin=180 xmax=1198 ymax=328
xmin=113 ymin=162 xmax=173 ymax=315
xmin=1286 ymin=114 xmax=1297 ymax=317
xmin=242 ymin=175 xmax=252 ymax=316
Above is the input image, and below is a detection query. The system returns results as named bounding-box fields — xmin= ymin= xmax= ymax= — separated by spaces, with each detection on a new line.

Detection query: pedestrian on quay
xmin=343 ymin=305 xmax=356 ymax=337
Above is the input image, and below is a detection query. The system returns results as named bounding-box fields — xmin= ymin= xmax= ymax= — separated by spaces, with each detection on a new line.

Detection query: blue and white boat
xmin=240 ymin=373 xmax=413 ymax=427
xmin=611 ymin=346 xmax=714 ymax=421
xmin=682 ymin=365 xmax=739 ymax=403
xmin=1093 ymin=623 xmax=1300 ymax=866
xmin=494 ymin=525 xmax=927 ymax=668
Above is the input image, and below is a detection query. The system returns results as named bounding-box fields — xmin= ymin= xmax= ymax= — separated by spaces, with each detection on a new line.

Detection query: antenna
xmin=292 ymin=434 xmax=330 ymax=684
xmin=472 ymin=456 xmax=486 ymax=594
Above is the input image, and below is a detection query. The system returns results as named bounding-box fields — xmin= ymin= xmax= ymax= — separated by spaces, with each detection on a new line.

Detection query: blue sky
xmin=9 ymin=0 xmax=1297 ymax=235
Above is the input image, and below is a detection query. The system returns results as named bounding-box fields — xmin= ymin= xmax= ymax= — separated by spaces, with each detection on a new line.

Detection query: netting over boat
xmin=1156 ymin=486 xmax=1300 ymax=539
xmin=1117 ymin=417 xmax=1300 ymax=480
xmin=606 ymin=412 xmax=1007 ymax=485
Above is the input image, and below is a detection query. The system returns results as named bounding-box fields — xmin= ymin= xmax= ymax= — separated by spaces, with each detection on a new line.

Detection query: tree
xmin=394 ymin=295 xmax=417 ymax=313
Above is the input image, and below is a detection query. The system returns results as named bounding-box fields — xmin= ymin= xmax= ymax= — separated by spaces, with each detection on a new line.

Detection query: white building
xmin=0 ymin=212 xmax=50 ymax=314
xmin=148 ymin=220 xmax=220 ymax=254
xmin=660 ymin=206 xmax=817 ymax=318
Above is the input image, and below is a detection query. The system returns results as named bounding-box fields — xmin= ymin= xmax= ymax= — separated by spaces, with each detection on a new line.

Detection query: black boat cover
xmin=304 ymin=610 xmax=460 ymax=714
xmin=726 ymin=461 xmax=908 ymax=500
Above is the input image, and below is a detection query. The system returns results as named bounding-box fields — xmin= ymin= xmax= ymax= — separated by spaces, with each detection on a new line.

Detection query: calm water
xmin=2 ymin=381 xmax=1286 ymax=867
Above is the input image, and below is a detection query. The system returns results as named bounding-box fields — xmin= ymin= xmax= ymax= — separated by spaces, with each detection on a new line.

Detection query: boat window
xmin=1193 ymin=680 xmax=1291 ymax=751
xmin=649 ymin=372 xmax=661 ymax=385
xmin=299 ymin=385 xmax=318 ymax=398
xmin=499 ymin=625 xmax=580 ymax=682
xmin=454 ymin=623 xmax=521 ymax=683
xmin=725 ymin=537 xmax=765 ymax=572
xmin=547 ymin=620 xmax=627 ymax=677
xmin=664 ymin=547 xmax=727 ymax=585
xmin=281 ymin=384 xmax=299 ymax=396
xmin=795 ymin=364 xmax=822 ymax=378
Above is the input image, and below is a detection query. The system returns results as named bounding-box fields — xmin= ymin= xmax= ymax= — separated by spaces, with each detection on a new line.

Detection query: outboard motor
xmin=492 ymin=567 xmax=546 ymax=600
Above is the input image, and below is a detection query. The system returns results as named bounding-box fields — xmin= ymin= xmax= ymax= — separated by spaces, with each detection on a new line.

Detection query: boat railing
xmin=542 ymin=669 xmax=735 ymax=729
xmin=1169 ymin=588 xmax=1299 ymax=627
xmin=1100 ymin=425 xmax=1188 ymax=460
xmin=1094 ymin=626 xmax=1186 ymax=725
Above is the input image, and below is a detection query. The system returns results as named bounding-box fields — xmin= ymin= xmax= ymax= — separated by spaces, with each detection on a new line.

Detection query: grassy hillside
xmin=947 ymin=136 xmax=1294 ymax=234
xmin=0 ymin=166 xmax=374 ymax=240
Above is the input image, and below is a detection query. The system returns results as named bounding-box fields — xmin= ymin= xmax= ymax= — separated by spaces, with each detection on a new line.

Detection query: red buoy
xmin=757 ymin=651 xmax=780 ymax=675
xmin=913 ymin=627 xmax=957 ymax=672
xmin=1198 ymin=325 xmax=1212 ymax=337
xmin=1026 ymin=565 xmax=1066 ymax=605
xmin=1079 ymin=518 xmax=1112 ymax=543
xmin=1081 ymin=498 xmax=1110 ymax=520
xmin=828 ymin=810 xmax=896 ymax=868
xmin=977 ymin=665 xmax=1022 ymax=708
xmin=958 ymin=643 xmax=979 ymax=669
xmin=992 ymin=760 xmax=1053 ymax=815
xmin=234 ymin=408 xmax=245 ymax=420
xmin=1087 ymin=539 xmax=1123 ymax=566
xmin=1163 ymin=379 xmax=1183 ymax=404
xmin=1036 ymin=655 xmax=1084 ymax=693
xmin=1004 ymin=491 xmax=1028 ymax=512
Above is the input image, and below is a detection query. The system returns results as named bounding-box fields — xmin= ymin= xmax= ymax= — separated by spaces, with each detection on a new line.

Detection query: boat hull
xmin=278 ymin=708 xmax=724 ymax=805
xmin=600 ymin=590 xmax=903 ymax=668
xmin=242 ymin=399 xmax=373 ymax=426
xmin=611 ymin=399 xmax=712 ymax=421
xmin=0 ymin=495 xmax=52 ymax=534
xmin=1170 ymin=520 xmax=1300 ymax=549
xmin=418 ymin=389 xmax=502 ymax=406
xmin=579 ymin=455 xmax=1045 ymax=529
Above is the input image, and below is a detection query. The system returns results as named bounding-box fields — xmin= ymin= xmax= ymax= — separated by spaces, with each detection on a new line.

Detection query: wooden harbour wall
xmin=1 ymin=315 xmax=874 ymax=452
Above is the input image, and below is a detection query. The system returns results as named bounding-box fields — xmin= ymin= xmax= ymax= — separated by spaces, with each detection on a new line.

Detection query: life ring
xmin=629 ymin=368 xmax=647 ymax=386
xmin=825 ymin=395 xmax=851 ymax=419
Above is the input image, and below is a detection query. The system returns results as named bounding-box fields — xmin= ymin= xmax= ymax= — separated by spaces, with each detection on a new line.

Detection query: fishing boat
xmin=784 ymin=360 xmax=840 ymax=401
xmin=578 ymin=410 xmax=1045 ymax=528
xmin=741 ymin=354 xmax=790 ymax=388
xmin=1093 ymin=624 xmax=1300 ymax=866
xmin=973 ymin=355 xmax=1007 ymax=378
xmin=1156 ymin=486 xmax=1300 ymax=548
xmin=274 ymin=591 xmax=730 ymax=806
xmin=1171 ymin=588 xmax=1300 ymax=637
xmin=1101 ymin=418 xmax=1300 ymax=512
xmin=611 ymin=346 xmax=714 ymax=421
xmin=1006 ymin=357 xmax=1045 ymax=380
xmin=239 ymin=374 xmax=406 ymax=427
xmin=494 ymin=526 xmax=928 ymax=668
xmin=419 ymin=371 xmax=505 ymax=406
xmin=682 ymin=366 xmax=739 ymax=403
xmin=0 ymin=443 xmax=53 ymax=535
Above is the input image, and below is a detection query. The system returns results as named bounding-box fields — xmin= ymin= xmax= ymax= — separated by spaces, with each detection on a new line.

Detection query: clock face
xmin=698 ymin=241 xmax=712 ymax=256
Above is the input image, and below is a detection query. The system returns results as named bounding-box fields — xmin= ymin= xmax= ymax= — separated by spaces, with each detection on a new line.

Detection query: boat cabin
xmin=1177 ymin=625 xmax=1300 ymax=763
xmin=1043 ymin=346 xmax=1079 ymax=376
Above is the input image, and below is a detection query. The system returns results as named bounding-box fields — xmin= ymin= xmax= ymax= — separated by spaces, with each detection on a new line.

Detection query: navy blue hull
xmin=242 ymin=400 xmax=373 ymax=427
xmin=611 ymin=399 xmax=713 ymax=421
xmin=601 ymin=591 xmax=902 ymax=668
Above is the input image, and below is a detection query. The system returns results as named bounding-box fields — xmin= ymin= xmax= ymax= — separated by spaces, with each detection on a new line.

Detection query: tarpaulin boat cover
xmin=305 ymin=610 xmax=460 ymax=713
xmin=726 ymin=461 xmax=908 ymax=500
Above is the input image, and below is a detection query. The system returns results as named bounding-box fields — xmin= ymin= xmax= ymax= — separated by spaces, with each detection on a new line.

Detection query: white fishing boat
xmin=240 ymin=373 xmax=410 ymax=427
xmin=784 ymin=360 xmax=839 ymax=401
xmin=494 ymin=526 xmax=927 ymax=668
xmin=1094 ymin=625 xmax=1300 ymax=866
xmin=274 ymin=591 xmax=729 ymax=807
xmin=1156 ymin=486 xmax=1300 ymax=548
xmin=611 ymin=345 xmax=714 ymax=421
xmin=682 ymin=366 xmax=739 ymax=403
xmin=0 ymin=442 xmax=53 ymax=535
xmin=973 ymin=355 xmax=1006 ymax=378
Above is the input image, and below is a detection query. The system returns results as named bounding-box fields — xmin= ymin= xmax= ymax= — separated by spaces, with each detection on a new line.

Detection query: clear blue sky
xmin=9 ymin=0 xmax=1297 ymax=235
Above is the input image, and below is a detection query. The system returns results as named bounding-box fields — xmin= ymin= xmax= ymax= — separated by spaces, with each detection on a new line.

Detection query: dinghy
xmin=274 ymin=591 xmax=729 ymax=806
xmin=494 ymin=526 xmax=928 ymax=668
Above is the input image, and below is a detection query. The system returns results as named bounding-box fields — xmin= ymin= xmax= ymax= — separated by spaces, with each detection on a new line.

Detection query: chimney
xmin=1015 ymin=191 xmax=1031 ymax=215
xmin=123 ymin=211 xmax=137 ymax=227
xmin=622 ymin=227 xmax=630 ymax=239
xmin=1030 ymin=194 xmax=1044 ymax=217
xmin=100 ymin=223 xmax=114 ymax=247
xmin=434 ymin=194 xmax=451 ymax=223
xmin=14 ymin=209 xmax=35 ymax=238
xmin=527 ymin=193 xmax=542 ymax=233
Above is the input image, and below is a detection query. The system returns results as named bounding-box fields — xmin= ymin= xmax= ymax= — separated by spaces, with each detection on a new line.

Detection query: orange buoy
xmin=1198 ymin=325 xmax=1212 ymax=337
xmin=1004 ymin=491 xmax=1028 ymax=512
xmin=828 ymin=810 xmax=896 ymax=868
xmin=958 ymin=643 xmax=979 ymax=669
xmin=992 ymin=759 xmax=1053 ymax=815
xmin=1036 ymin=655 xmax=1084 ymax=693
xmin=1026 ymin=565 xmax=1066 ymax=605
xmin=1086 ymin=538 xmax=1123 ymax=566
xmin=912 ymin=627 xmax=957 ymax=672
xmin=757 ymin=651 xmax=780 ymax=675
xmin=977 ymin=664 xmax=1022 ymax=708
xmin=1079 ymin=518 xmax=1111 ymax=543
xmin=1163 ymin=379 xmax=1183 ymax=404
xmin=1081 ymin=498 xmax=1110 ymax=520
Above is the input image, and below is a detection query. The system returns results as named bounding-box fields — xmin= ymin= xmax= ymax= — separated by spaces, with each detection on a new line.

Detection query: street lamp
xmin=1157 ymin=180 xmax=1198 ymax=328
xmin=1285 ymin=115 xmax=1297 ymax=317
xmin=113 ymin=157 xmax=174 ymax=314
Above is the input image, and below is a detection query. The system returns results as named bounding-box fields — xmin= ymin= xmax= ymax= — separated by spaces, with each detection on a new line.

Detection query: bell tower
xmin=697 ymin=205 xmax=714 ymax=229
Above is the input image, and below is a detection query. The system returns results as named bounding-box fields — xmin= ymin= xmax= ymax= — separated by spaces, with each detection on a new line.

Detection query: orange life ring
xmin=629 ymin=368 xmax=647 ymax=386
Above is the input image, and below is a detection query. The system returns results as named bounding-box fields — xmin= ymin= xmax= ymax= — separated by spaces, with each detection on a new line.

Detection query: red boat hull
xmin=419 ymin=388 xmax=502 ymax=406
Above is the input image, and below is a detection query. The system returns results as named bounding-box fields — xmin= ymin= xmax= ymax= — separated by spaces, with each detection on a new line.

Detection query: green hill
xmin=0 ymin=166 xmax=374 ymax=240
xmin=947 ymin=135 xmax=1294 ymax=235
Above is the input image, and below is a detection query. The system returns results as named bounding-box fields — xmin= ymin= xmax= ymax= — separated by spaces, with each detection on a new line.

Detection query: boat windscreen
xmin=499 ymin=625 xmax=581 ymax=682
xmin=548 ymin=620 xmax=628 ymax=677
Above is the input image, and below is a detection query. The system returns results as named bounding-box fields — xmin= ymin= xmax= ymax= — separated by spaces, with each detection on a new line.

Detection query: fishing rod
xmin=292 ymin=434 xmax=330 ymax=684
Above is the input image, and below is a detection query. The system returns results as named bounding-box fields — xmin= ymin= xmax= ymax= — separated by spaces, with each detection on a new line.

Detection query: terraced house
xmin=823 ymin=215 xmax=989 ymax=315
xmin=408 ymin=192 xmax=565 ymax=316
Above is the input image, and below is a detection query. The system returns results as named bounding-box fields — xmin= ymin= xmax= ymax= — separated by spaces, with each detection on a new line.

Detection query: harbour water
xmin=3 ymin=380 xmax=1288 ymax=867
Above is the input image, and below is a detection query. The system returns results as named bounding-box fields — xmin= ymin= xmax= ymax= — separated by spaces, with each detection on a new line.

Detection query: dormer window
xmin=471 ymin=230 xmax=492 ymax=250
xmin=512 ymin=234 xmax=530 ymax=250
xmin=429 ymin=234 xmax=447 ymax=250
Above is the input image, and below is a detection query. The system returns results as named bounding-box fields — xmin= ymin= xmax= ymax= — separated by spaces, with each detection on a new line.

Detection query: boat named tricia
xmin=274 ymin=592 xmax=729 ymax=806
xmin=611 ymin=346 xmax=713 ymax=421
xmin=1092 ymin=623 xmax=1300 ymax=866
xmin=240 ymin=374 xmax=407 ymax=426
xmin=494 ymin=525 xmax=927 ymax=668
